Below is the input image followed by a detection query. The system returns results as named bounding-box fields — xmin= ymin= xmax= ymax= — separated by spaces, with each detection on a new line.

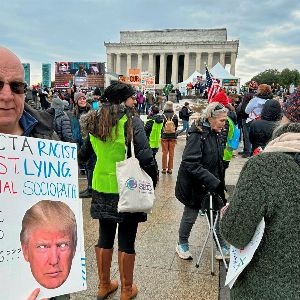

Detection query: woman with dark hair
xmin=78 ymin=82 xmax=157 ymax=300
xmin=220 ymin=94 xmax=300 ymax=300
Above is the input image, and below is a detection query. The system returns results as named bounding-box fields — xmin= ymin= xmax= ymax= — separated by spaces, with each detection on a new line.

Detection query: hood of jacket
xmin=264 ymin=132 xmax=300 ymax=153
xmin=261 ymin=99 xmax=282 ymax=121
xmin=151 ymin=114 xmax=164 ymax=124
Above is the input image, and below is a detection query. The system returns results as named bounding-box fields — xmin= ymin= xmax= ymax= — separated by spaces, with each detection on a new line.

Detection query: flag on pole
xmin=205 ymin=66 xmax=220 ymax=102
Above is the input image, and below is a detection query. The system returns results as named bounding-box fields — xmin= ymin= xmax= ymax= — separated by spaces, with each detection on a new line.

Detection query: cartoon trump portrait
xmin=20 ymin=200 xmax=77 ymax=289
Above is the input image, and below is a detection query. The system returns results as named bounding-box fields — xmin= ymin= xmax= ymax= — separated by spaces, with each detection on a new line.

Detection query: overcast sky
xmin=1 ymin=0 xmax=299 ymax=85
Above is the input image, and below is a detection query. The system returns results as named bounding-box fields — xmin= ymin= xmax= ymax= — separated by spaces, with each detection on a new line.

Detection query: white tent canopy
xmin=178 ymin=71 xmax=204 ymax=94
xmin=210 ymin=63 xmax=238 ymax=80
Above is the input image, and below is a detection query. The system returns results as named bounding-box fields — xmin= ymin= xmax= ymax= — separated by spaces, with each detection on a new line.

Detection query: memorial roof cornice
xmin=104 ymin=40 xmax=239 ymax=46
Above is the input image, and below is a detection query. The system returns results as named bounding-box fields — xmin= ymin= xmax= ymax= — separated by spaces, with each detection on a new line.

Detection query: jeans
xmin=177 ymin=120 xmax=189 ymax=136
xmin=178 ymin=205 xmax=227 ymax=248
xmin=161 ymin=139 xmax=176 ymax=170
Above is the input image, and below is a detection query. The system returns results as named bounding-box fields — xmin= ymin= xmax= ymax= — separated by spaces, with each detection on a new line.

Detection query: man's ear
xmin=21 ymin=243 xmax=29 ymax=262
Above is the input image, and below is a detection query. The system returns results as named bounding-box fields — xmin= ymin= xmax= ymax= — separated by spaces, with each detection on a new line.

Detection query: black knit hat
xmin=93 ymin=87 xmax=101 ymax=96
xmin=103 ymin=82 xmax=135 ymax=104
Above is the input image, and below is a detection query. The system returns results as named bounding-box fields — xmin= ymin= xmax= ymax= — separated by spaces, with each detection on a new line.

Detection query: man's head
xmin=0 ymin=47 xmax=26 ymax=135
xmin=20 ymin=200 xmax=77 ymax=289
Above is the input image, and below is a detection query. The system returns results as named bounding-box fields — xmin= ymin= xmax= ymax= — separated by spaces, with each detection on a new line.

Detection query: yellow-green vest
xmin=223 ymin=117 xmax=234 ymax=161
xmin=89 ymin=115 xmax=127 ymax=194
xmin=146 ymin=119 xmax=163 ymax=149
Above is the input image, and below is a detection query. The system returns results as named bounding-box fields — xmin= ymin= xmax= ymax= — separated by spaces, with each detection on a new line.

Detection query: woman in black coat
xmin=249 ymin=99 xmax=282 ymax=153
xmin=175 ymin=102 xmax=229 ymax=260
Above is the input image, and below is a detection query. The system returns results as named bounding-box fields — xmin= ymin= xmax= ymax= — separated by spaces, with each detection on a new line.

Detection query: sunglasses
xmin=0 ymin=81 xmax=27 ymax=94
xmin=211 ymin=103 xmax=227 ymax=117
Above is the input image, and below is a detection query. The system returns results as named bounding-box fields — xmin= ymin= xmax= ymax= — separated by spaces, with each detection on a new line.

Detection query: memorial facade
xmin=104 ymin=29 xmax=239 ymax=88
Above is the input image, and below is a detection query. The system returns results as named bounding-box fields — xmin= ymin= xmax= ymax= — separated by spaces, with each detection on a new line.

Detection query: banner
xmin=22 ymin=63 xmax=30 ymax=86
xmin=222 ymin=79 xmax=238 ymax=86
xmin=55 ymin=62 xmax=105 ymax=88
xmin=0 ymin=134 xmax=86 ymax=299
xmin=141 ymin=72 xmax=155 ymax=93
xmin=42 ymin=64 xmax=51 ymax=88
xmin=128 ymin=69 xmax=141 ymax=87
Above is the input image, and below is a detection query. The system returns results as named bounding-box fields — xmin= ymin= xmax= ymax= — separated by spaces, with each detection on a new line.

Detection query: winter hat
xmin=51 ymin=96 xmax=64 ymax=110
xmin=211 ymin=90 xmax=231 ymax=106
xmin=93 ymin=87 xmax=101 ymax=96
xmin=103 ymin=82 xmax=135 ymax=104
xmin=74 ymin=92 xmax=86 ymax=103
xmin=282 ymin=93 xmax=300 ymax=123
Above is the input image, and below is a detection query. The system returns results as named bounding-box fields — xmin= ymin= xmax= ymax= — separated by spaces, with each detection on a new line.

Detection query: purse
xmin=116 ymin=140 xmax=155 ymax=213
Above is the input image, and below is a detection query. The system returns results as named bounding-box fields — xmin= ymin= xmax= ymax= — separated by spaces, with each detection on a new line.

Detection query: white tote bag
xmin=116 ymin=141 xmax=155 ymax=213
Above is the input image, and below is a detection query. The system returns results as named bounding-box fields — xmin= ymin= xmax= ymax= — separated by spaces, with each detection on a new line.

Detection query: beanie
xmin=103 ymin=82 xmax=135 ymax=104
xmin=51 ymin=96 xmax=64 ymax=110
xmin=93 ymin=87 xmax=101 ymax=96
xmin=282 ymin=93 xmax=300 ymax=123
xmin=74 ymin=92 xmax=86 ymax=103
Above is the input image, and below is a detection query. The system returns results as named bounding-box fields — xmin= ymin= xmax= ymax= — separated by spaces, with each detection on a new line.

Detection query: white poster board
xmin=0 ymin=134 xmax=86 ymax=299
xmin=225 ymin=218 xmax=265 ymax=288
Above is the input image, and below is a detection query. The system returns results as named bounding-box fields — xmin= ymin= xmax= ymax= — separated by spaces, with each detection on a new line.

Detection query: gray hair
xmin=201 ymin=102 xmax=228 ymax=120
xmin=20 ymin=200 xmax=77 ymax=249
xmin=163 ymin=101 xmax=174 ymax=112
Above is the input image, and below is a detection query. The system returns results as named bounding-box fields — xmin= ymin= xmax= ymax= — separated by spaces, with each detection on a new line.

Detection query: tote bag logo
xmin=125 ymin=178 xmax=138 ymax=190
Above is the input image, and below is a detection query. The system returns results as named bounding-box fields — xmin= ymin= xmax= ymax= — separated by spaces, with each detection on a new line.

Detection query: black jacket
xmin=161 ymin=110 xmax=179 ymax=139
xmin=78 ymin=112 xmax=158 ymax=222
xmin=175 ymin=121 xmax=225 ymax=209
xmin=144 ymin=114 xmax=164 ymax=139
xmin=180 ymin=106 xmax=193 ymax=121
xmin=249 ymin=99 xmax=282 ymax=151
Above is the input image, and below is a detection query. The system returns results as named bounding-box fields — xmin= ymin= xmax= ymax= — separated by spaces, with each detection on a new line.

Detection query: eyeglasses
xmin=211 ymin=103 xmax=227 ymax=117
xmin=0 ymin=81 xmax=27 ymax=94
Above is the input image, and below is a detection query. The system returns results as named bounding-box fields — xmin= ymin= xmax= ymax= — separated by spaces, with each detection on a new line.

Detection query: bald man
xmin=0 ymin=46 xmax=58 ymax=139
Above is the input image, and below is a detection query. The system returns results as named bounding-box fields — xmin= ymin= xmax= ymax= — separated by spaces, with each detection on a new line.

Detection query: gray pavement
xmin=71 ymin=132 xmax=247 ymax=300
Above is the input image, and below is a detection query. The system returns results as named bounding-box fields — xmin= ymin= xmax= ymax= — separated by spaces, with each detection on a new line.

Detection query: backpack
xmin=163 ymin=114 xmax=176 ymax=134
xmin=179 ymin=109 xmax=183 ymax=119
xmin=227 ymin=117 xmax=240 ymax=150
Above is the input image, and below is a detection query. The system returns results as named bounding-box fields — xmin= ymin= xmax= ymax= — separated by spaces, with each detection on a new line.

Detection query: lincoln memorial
xmin=104 ymin=29 xmax=239 ymax=88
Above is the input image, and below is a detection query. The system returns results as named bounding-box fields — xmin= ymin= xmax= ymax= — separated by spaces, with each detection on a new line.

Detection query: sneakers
xmin=176 ymin=243 xmax=193 ymax=260
xmin=198 ymin=209 xmax=205 ymax=216
xmin=161 ymin=169 xmax=167 ymax=174
xmin=215 ymin=246 xmax=230 ymax=260
xmin=167 ymin=169 xmax=173 ymax=174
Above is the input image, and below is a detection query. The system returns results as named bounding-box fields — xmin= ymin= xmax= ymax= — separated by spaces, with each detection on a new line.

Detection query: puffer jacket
xmin=161 ymin=110 xmax=179 ymax=139
xmin=52 ymin=109 xmax=73 ymax=142
xmin=249 ymin=99 xmax=282 ymax=151
xmin=175 ymin=120 xmax=225 ymax=209
xmin=78 ymin=110 xmax=158 ymax=223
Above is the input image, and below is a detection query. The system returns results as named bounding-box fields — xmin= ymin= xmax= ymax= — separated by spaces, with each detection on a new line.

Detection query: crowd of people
xmin=0 ymin=46 xmax=299 ymax=300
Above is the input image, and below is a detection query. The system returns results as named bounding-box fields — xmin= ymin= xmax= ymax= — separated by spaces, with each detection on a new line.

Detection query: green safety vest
xmin=223 ymin=117 xmax=234 ymax=161
xmin=89 ymin=115 xmax=127 ymax=194
xmin=147 ymin=119 xmax=163 ymax=149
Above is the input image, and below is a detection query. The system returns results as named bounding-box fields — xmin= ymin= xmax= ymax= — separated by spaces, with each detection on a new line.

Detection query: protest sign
xmin=225 ymin=218 xmax=265 ymax=288
xmin=0 ymin=134 xmax=86 ymax=299
xmin=129 ymin=69 xmax=141 ymax=86
xmin=141 ymin=72 xmax=155 ymax=94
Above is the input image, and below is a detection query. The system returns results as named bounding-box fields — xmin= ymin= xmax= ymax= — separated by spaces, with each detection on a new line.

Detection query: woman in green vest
xmin=145 ymin=105 xmax=164 ymax=177
xmin=78 ymin=82 xmax=158 ymax=300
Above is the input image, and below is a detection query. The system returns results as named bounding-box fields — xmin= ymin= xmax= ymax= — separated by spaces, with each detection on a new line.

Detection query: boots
xmin=95 ymin=247 xmax=118 ymax=300
xmin=118 ymin=251 xmax=138 ymax=300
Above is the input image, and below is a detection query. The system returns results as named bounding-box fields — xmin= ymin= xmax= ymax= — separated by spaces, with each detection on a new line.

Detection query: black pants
xmin=97 ymin=219 xmax=138 ymax=254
